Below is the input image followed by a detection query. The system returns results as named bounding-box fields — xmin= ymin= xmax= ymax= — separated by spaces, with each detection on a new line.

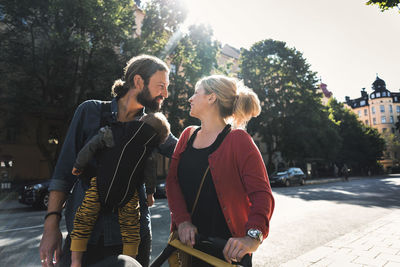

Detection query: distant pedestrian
xmin=341 ymin=164 xmax=349 ymax=181
xmin=333 ymin=164 xmax=339 ymax=178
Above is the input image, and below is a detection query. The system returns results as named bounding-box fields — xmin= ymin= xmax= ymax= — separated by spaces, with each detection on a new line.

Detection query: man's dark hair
xmin=111 ymin=55 xmax=169 ymax=99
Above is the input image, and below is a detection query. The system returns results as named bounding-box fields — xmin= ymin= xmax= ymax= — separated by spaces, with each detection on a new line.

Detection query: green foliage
xmin=327 ymin=98 xmax=385 ymax=171
xmin=138 ymin=0 xmax=187 ymax=57
xmin=241 ymin=39 xmax=341 ymax=167
xmin=366 ymin=0 xmax=400 ymax=12
xmin=162 ymin=24 xmax=219 ymax=135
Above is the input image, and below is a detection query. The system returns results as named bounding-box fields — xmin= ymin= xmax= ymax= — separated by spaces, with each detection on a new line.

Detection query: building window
xmin=373 ymin=118 xmax=377 ymax=125
xmin=376 ymin=92 xmax=381 ymax=97
xmin=365 ymin=120 xmax=369 ymax=125
xmin=395 ymin=152 xmax=398 ymax=159
xmin=382 ymin=128 xmax=387 ymax=132
xmin=397 ymin=106 xmax=400 ymax=113
xmin=390 ymin=116 xmax=394 ymax=123
xmin=372 ymin=106 xmax=376 ymax=114
xmin=371 ymin=94 xmax=375 ymax=99
xmin=360 ymin=100 xmax=366 ymax=106
xmin=390 ymin=105 xmax=393 ymax=113
xmin=383 ymin=92 xmax=387 ymax=96
xmin=382 ymin=116 xmax=386 ymax=123
xmin=388 ymin=92 xmax=391 ymax=96
xmin=0 ymin=161 xmax=13 ymax=168
xmin=358 ymin=111 xmax=361 ymax=117
xmin=364 ymin=109 xmax=367 ymax=116
xmin=395 ymin=96 xmax=398 ymax=102
xmin=380 ymin=105 xmax=385 ymax=113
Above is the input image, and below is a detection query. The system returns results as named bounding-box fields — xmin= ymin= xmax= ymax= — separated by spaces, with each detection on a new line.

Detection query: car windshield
xmin=276 ymin=171 xmax=287 ymax=175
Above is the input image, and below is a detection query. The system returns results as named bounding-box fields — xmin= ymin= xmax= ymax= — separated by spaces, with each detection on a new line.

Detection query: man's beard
xmin=137 ymin=85 xmax=163 ymax=112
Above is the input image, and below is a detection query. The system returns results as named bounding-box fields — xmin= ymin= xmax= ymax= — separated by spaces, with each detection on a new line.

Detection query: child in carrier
xmin=69 ymin=112 xmax=170 ymax=265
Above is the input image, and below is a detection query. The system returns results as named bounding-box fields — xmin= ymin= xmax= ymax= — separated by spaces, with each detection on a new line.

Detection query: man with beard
xmin=39 ymin=55 xmax=177 ymax=267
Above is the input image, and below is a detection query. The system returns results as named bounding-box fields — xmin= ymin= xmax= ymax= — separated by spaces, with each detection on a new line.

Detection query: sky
xmin=182 ymin=0 xmax=400 ymax=102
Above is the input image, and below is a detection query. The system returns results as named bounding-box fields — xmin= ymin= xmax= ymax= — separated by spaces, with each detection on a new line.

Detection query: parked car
xmin=18 ymin=180 xmax=50 ymax=209
xmin=269 ymin=167 xmax=306 ymax=187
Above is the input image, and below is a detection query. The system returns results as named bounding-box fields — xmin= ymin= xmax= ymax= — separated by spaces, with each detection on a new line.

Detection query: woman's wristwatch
xmin=246 ymin=229 xmax=263 ymax=243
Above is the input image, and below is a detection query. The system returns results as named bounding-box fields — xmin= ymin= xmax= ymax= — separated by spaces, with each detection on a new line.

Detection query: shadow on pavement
xmin=271 ymin=175 xmax=400 ymax=208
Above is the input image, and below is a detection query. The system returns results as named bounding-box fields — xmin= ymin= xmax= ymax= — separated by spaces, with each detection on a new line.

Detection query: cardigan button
xmin=223 ymin=206 xmax=226 ymax=210
xmin=227 ymin=219 xmax=231 ymax=223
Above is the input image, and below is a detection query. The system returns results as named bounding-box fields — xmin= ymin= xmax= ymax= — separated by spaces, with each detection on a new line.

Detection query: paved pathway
xmin=281 ymin=209 xmax=400 ymax=267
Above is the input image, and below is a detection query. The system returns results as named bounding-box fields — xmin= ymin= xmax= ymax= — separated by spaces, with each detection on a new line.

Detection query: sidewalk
xmin=281 ymin=209 xmax=400 ymax=267
xmin=0 ymin=194 xmax=26 ymax=211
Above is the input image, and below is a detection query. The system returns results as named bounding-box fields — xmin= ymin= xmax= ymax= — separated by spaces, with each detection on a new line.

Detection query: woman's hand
xmin=177 ymin=221 xmax=197 ymax=247
xmin=223 ymin=236 xmax=260 ymax=264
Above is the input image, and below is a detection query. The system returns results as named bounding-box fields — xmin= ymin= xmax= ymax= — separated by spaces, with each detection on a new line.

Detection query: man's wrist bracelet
xmin=44 ymin=211 xmax=62 ymax=221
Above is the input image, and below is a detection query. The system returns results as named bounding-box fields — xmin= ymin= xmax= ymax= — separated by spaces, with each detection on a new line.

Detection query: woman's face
xmin=188 ymin=86 xmax=210 ymax=118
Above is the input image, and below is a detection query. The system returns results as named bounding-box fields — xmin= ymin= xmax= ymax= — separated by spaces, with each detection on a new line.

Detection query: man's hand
xmin=177 ymin=221 xmax=197 ymax=247
xmin=223 ymin=236 xmax=260 ymax=264
xmin=146 ymin=194 xmax=155 ymax=207
xmin=39 ymin=217 xmax=63 ymax=267
xmin=39 ymin=191 xmax=67 ymax=267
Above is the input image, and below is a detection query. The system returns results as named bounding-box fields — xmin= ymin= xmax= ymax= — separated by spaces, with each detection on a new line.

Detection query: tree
xmin=327 ymin=98 xmax=385 ymax=174
xmin=240 ymin=39 xmax=340 ymax=170
xmin=127 ymin=0 xmax=187 ymax=58
xmin=366 ymin=0 xmax=400 ymax=12
xmin=0 ymin=0 xmax=137 ymax=172
xmin=163 ymin=24 xmax=220 ymax=135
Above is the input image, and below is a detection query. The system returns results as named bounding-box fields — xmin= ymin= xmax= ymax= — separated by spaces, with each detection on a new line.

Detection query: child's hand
xmin=72 ymin=167 xmax=82 ymax=176
xmin=147 ymin=194 xmax=155 ymax=207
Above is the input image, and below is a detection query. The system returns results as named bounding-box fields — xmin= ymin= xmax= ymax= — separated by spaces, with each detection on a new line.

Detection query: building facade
xmin=216 ymin=44 xmax=240 ymax=76
xmin=345 ymin=76 xmax=400 ymax=171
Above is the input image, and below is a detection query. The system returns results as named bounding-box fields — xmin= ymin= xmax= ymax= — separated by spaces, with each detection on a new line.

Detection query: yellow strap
xmin=169 ymin=239 xmax=234 ymax=267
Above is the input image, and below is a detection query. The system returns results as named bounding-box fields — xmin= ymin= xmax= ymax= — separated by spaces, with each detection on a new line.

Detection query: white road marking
xmin=0 ymin=225 xmax=43 ymax=233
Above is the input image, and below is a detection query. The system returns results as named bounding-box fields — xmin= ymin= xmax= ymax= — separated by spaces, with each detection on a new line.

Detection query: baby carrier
xmin=91 ymin=101 xmax=159 ymax=211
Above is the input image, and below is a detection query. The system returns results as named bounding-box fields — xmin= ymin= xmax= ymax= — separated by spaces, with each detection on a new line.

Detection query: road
xmin=0 ymin=175 xmax=399 ymax=266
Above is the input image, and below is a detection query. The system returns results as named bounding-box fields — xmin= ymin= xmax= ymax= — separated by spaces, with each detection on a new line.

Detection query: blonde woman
xmin=166 ymin=75 xmax=275 ymax=266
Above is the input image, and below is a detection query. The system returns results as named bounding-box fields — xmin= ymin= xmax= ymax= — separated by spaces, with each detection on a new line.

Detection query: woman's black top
xmin=177 ymin=125 xmax=232 ymax=264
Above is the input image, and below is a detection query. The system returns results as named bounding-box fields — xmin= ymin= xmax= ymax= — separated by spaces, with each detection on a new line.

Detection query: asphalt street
xmin=0 ymin=175 xmax=399 ymax=266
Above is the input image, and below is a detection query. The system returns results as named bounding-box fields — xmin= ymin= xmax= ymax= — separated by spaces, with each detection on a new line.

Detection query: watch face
xmin=247 ymin=229 xmax=263 ymax=242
